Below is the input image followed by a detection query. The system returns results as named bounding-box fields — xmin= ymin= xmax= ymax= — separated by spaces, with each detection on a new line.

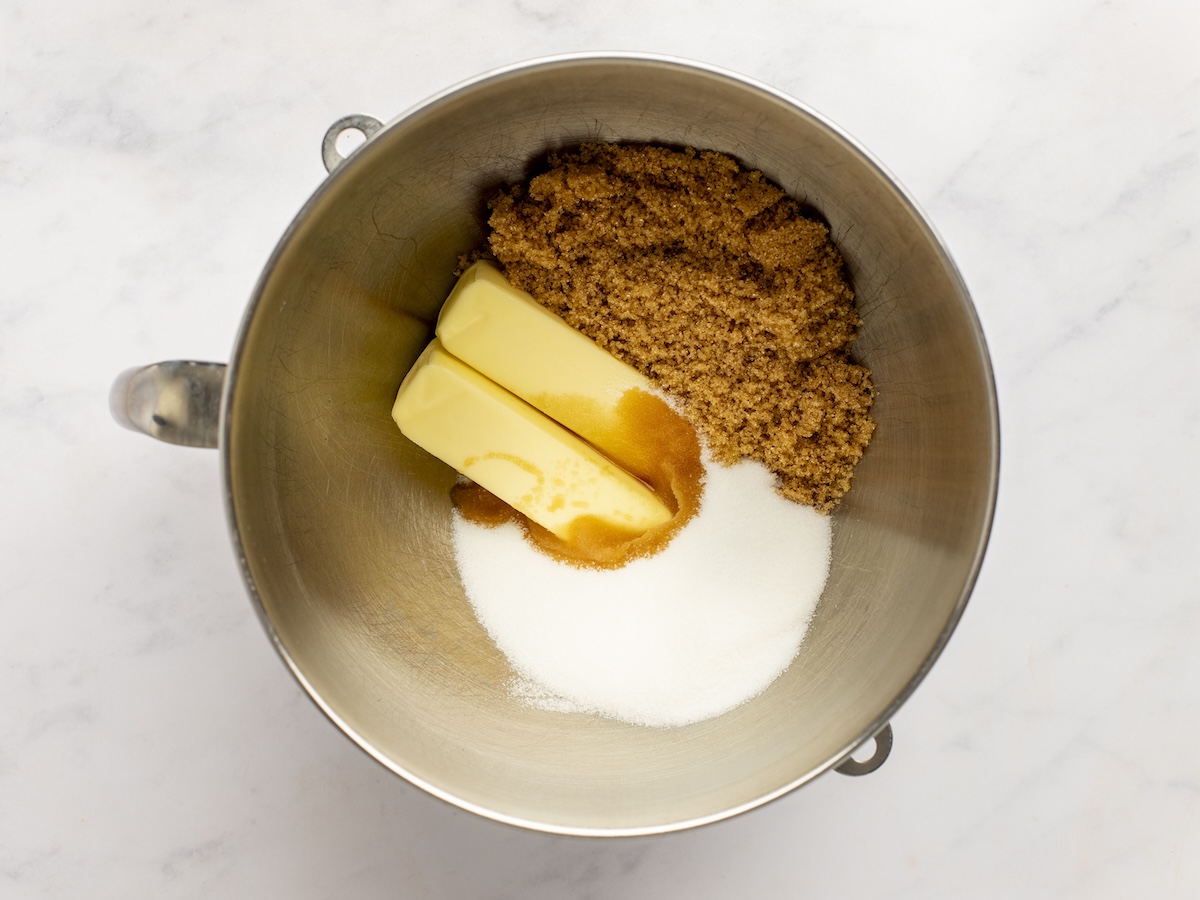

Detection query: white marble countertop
xmin=3 ymin=1 xmax=1198 ymax=896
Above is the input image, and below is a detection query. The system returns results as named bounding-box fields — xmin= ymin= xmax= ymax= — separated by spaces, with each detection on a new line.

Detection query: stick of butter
xmin=436 ymin=261 xmax=653 ymax=474
xmin=392 ymin=339 xmax=672 ymax=541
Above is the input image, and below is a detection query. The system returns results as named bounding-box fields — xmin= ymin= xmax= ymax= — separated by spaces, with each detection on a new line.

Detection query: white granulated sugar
xmin=508 ymin=675 xmax=586 ymax=713
xmin=452 ymin=457 xmax=832 ymax=728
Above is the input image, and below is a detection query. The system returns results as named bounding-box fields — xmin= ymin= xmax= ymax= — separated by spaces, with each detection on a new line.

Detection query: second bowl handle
xmin=321 ymin=114 xmax=383 ymax=173
xmin=835 ymin=722 xmax=894 ymax=776
xmin=110 ymin=361 xmax=227 ymax=449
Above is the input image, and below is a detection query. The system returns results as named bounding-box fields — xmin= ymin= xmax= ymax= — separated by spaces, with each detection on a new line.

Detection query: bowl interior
xmin=226 ymin=57 xmax=997 ymax=835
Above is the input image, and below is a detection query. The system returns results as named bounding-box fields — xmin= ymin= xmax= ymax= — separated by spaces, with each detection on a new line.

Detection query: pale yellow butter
xmin=392 ymin=340 xmax=671 ymax=540
xmin=436 ymin=261 xmax=652 ymax=468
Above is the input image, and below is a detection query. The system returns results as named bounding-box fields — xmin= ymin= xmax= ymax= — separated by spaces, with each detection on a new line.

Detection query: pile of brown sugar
xmin=486 ymin=142 xmax=875 ymax=512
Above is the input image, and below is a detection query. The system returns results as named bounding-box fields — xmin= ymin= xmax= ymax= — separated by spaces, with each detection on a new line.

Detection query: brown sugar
xmin=486 ymin=143 xmax=875 ymax=512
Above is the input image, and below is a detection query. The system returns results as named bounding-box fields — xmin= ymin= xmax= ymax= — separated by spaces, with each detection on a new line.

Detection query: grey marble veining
xmin=2 ymin=0 xmax=1198 ymax=897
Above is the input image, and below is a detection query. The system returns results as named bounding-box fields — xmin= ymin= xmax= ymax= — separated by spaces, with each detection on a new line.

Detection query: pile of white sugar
xmin=452 ymin=456 xmax=833 ymax=728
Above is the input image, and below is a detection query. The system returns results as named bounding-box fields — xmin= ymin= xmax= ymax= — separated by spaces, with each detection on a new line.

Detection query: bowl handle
xmin=321 ymin=114 xmax=383 ymax=173
xmin=835 ymin=722 xmax=893 ymax=776
xmin=110 ymin=361 xmax=226 ymax=449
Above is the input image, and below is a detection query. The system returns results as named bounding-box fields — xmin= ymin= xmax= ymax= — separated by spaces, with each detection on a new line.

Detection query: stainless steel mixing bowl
xmin=112 ymin=54 xmax=998 ymax=835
